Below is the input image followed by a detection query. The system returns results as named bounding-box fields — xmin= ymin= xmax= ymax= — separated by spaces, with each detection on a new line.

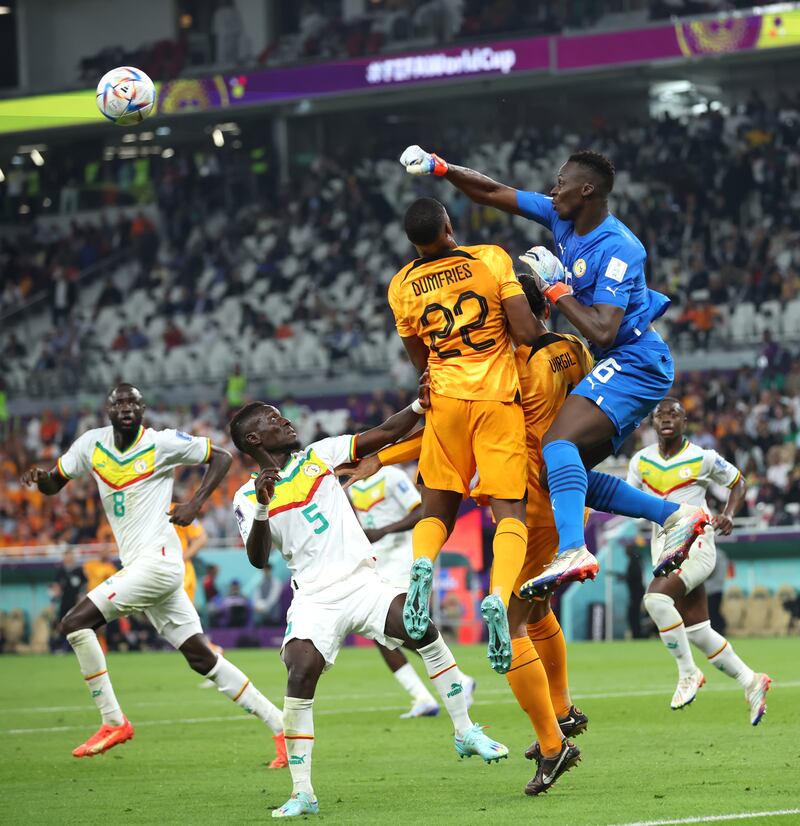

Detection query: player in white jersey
xmin=21 ymin=384 xmax=288 ymax=766
xmin=349 ymin=465 xmax=476 ymax=718
xmin=229 ymin=400 xmax=509 ymax=819
xmin=627 ymin=398 xmax=771 ymax=724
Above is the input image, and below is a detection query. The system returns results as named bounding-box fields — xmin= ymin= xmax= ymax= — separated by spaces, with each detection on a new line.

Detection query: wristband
xmin=253 ymin=503 xmax=268 ymax=521
xmin=411 ymin=399 xmax=425 ymax=415
xmin=544 ymin=282 xmax=573 ymax=303
xmin=431 ymin=153 xmax=448 ymax=177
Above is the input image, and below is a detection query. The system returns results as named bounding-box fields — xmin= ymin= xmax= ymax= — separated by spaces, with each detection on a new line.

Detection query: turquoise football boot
xmin=271 ymin=792 xmax=319 ymax=818
xmin=403 ymin=557 xmax=434 ymax=639
xmin=480 ymin=594 xmax=512 ymax=674
xmin=454 ymin=724 xmax=509 ymax=764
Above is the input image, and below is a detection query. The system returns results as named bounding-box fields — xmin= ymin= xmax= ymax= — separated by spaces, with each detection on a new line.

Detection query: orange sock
xmin=489 ymin=518 xmax=527 ymax=607
xmin=527 ymin=612 xmax=571 ymax=718
xmin=506 ymin=636 xmax=563 ymax=757
xmin=412 ymin=517 xmax=448 ymax=563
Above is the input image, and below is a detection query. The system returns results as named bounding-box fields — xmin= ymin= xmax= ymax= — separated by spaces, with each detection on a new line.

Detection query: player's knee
xmin=286 ymin=664 xmax=319 ymax=697
xmin=60 ymin=613 xmax=86 ymax=637
xmin=642 ymin=592 xmax=677 ymax=625
xmin=181 ymin=638 xmax=217 ymax=674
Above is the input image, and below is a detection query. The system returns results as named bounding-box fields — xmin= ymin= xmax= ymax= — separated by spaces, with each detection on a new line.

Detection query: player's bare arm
xmin=552 ymin=300 xmax=624 ymax=350
xmin=713 ymin=475 xmax=747 ymax=536
xmin=169 ymin=444 xmax=232 ymax=526
xmin=399 ymin=145 xmax=520 ymax=214
xmin=20 ymin=465 xmax=70 ymax=495
xmin=400 ymin=334 xmax=430 ymax=374
xmin=355 ymin=400 xmax=428 ymax=458
xmin=245 ymin=467 xmax=280 ymax=568
xmin=503 ymin=293 xmax=545 ymax=346
xmin=364 ymin=503 xmax=422 ymax=544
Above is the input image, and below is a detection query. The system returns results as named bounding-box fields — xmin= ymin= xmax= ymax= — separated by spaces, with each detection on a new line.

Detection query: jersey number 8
xmin=421 ymin=290 xmax=496 ymax=359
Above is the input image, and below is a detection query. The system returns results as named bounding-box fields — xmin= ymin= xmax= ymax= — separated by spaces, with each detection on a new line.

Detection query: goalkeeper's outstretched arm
xmin=444 ymin=164 xmax=522 ymax=215
xmin=399 ymin=145 xmax=521 ymax=214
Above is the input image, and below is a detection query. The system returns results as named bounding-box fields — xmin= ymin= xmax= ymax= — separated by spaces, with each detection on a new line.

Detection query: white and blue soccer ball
xmin=96 ymin=66 xmax=156 ymax=125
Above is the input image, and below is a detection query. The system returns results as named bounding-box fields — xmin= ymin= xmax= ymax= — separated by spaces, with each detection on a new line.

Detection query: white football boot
xmin=520 ymin=545 xmax=599 ymax=601
xmin=400 ymin=695 xmax=440 ymax=719
xmin=746 ymin=673 xmax=772 ymax=726
xmin=654 ymin=504 xmax=709 ymax=577
xmin=671 ymin=668 xmax=706 ymax=709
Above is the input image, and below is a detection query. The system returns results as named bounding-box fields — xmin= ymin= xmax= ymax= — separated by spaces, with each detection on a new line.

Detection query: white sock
xmin=66 ymin=629 xmax=124 ymax=726
xmin=417 ymin=634 xmax=472 ymax=736
xmin=393 ymin=663 xmax=437 ymax=704
xmin=205 ymin=656 xmax=283 ymax=733
xmin=283 ymin=697 xmax=315 ymax=798
xmin=643 ymin=593 xmax=696 ymax=678
xmin=686 ymin=621 xmax=755 ymax=689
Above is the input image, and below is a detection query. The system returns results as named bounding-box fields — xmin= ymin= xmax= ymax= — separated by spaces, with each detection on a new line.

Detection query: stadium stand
xmin=2 ymin=90 xmax=799 ymax=399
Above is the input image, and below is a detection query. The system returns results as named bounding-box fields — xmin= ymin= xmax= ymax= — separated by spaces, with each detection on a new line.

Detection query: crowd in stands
xmin=73 ymin=0 xmax=771 ymax=88
xmin=1 ymin=340 xmax=799 ymax=554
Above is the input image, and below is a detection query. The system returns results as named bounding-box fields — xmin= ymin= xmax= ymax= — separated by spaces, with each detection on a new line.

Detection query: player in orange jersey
xmin=387 ymin=197 xmax=540 ymax=674
xmin=344 ymin=275 xmax=591 ymax=795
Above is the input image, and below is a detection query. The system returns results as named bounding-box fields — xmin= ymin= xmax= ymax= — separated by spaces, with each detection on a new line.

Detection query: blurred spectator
xmin=162 ymin=320 xmax=186 ymax=351
xmin=705 ymin=548 xmax=729 ymax=635
xmin=251 ymin=565 xmax=283 ymax=626
xmin=225 ymin=364 xmax=247 ymax=410
xmin=54 ymin=549 xmax=87 ymax=621
xmin=219 ymin=579 xmax=251 ymax=628
xmin=623 ymin=540 xmax=647 ymax=639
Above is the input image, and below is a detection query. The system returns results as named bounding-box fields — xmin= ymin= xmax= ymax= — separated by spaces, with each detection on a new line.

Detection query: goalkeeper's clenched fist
xmin=399 ymin=145 xmax=449 ymax=177
xmin=518 ymin=246 xmax=573 ymax=304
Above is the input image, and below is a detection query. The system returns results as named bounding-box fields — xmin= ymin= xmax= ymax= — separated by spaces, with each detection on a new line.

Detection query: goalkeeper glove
xmin=518 ymin=246 xmax=573 ymax=303
xmin=399 ymin=145 xmax=449 ymax=177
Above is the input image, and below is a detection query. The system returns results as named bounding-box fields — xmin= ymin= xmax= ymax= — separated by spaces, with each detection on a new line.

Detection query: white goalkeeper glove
xmin=518 ymin=246 xmax=574 ymax=303
xmin=399 ymin=145 xmax=449 ymax=177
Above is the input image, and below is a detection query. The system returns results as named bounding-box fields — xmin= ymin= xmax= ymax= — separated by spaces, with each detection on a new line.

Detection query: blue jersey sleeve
xmin=591 ymin=242 xmax=638 ymax=310
xmin=515 ymin=191 xmax=556 ymax=230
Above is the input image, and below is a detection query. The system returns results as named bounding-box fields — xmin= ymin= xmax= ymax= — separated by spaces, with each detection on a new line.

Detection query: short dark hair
xmin=107 ymin=383 xmax=142 ymax=402
xmin=404 ymin=197 xmax=447 ymax=246
xmin=518 ymin=273 xmax=547 ymax=318
xmin=654 ymin=396 xmax=685 ymax=414
xmin=229 ymin=402 xmax=264 ymax=453
xmin=568 ymin=149 xmax=615 ymax=195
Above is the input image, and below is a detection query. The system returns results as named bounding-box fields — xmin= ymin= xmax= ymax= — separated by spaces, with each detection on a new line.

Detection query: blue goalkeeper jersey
xmin=516 ymin=191 xmax=670 ymax=357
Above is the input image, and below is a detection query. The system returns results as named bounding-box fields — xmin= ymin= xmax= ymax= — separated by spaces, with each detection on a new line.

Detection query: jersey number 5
xmin=421 ymin=290 xmax=496 ymax=359
xmin=302 ymin=504 xmax=329 ymax=534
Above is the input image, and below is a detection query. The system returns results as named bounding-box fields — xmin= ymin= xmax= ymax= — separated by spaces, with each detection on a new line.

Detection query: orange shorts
xmin=183 ymin=560 xmax=197 ymax=605
xmin=419 ymin=391 xmax=526 ymax=500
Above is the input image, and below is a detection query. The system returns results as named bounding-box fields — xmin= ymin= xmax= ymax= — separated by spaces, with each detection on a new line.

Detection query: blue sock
xmin=542 ymin=440 xmax=588 ymax=554
xmin=586 ymin=471 xmax=679 ymax=526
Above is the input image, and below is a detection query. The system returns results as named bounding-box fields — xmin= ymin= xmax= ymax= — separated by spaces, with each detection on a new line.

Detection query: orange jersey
xmin=515 ymin=332 xmax=593 ymax=525
xmin=84 ymin=559 xmax=117 ymax=592
xmin=174 ymin=520 xmax=204 ymax=555
xmin=388 ymin=245 xmax=523 ymax=402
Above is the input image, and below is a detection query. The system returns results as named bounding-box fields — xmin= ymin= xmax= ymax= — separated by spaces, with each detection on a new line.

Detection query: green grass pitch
xmin=1 ymin=638 xmax=799 ymax=825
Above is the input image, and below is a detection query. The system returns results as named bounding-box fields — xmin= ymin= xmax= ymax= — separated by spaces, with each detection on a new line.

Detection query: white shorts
xmin=651 ymin=522 xmax=716 ymax=595
xmin=281 ymin=566 xmax=405 ymax=670
xmin=374 ymin=535 xmax=413 ymax=590
xmin=88 ymin=551 xmax=203 ymax=649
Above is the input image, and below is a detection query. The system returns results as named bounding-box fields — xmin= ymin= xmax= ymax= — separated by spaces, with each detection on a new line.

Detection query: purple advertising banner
xmin=132 ymin=8 xmax=800 ymax=117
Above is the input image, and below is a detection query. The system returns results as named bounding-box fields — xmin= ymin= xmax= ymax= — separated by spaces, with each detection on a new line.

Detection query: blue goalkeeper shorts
xmin=572 ymin=330 xmax=674 ymax=453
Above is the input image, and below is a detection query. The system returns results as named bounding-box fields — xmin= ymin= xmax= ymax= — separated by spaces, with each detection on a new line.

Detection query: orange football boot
xmin=268 ymin=733 xmax=288 ymax=769
xmin=72 ymin=717 xmax=134 ymax=758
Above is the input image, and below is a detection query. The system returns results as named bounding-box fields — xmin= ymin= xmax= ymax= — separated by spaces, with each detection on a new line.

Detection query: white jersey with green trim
xmin=348 ymin=466 xmax=421 ymax=559
xmin=626 ymin=439 xmax=741 ymax=542
xmin=56 ymin=425 xmax=212 ymax=566
xmin=232 ymin=435 xmax=376 ymax=594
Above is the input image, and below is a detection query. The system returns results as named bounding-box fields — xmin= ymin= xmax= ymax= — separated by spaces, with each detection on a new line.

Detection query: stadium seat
xmin=770 ymin=586 xmax=796 ymax=637
xmin=721 ymin=586 xmax=747 ymax=637
xmin=729 ymin=302 xmax=757 ymax=342
xmin=743 ymin=586 xmax=772 ymax=636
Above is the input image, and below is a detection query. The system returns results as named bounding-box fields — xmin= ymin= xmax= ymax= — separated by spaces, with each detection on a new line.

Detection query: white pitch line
xmin=0 ymin=680 xmax=800 ymax=715
xmin=2 ymin=679 xmax=797 ymax=718
xmin=609 ymin=809 xmax=800 ymax=826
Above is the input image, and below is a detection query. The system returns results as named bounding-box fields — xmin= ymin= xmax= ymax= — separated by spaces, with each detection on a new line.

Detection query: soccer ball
xmin=96 ymin=66 xmax=156 ymax=125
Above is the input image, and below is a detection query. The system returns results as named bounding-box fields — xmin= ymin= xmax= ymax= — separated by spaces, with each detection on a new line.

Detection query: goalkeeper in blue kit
xmin=399 ymin=145 xmax=709 ymax=596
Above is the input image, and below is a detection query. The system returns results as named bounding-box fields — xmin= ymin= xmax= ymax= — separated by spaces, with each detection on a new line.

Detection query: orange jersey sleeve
xmin=515 ymin=333 xmax=593 ymax=523
xmin=387 ymin=245 xmax=523 ymax=402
